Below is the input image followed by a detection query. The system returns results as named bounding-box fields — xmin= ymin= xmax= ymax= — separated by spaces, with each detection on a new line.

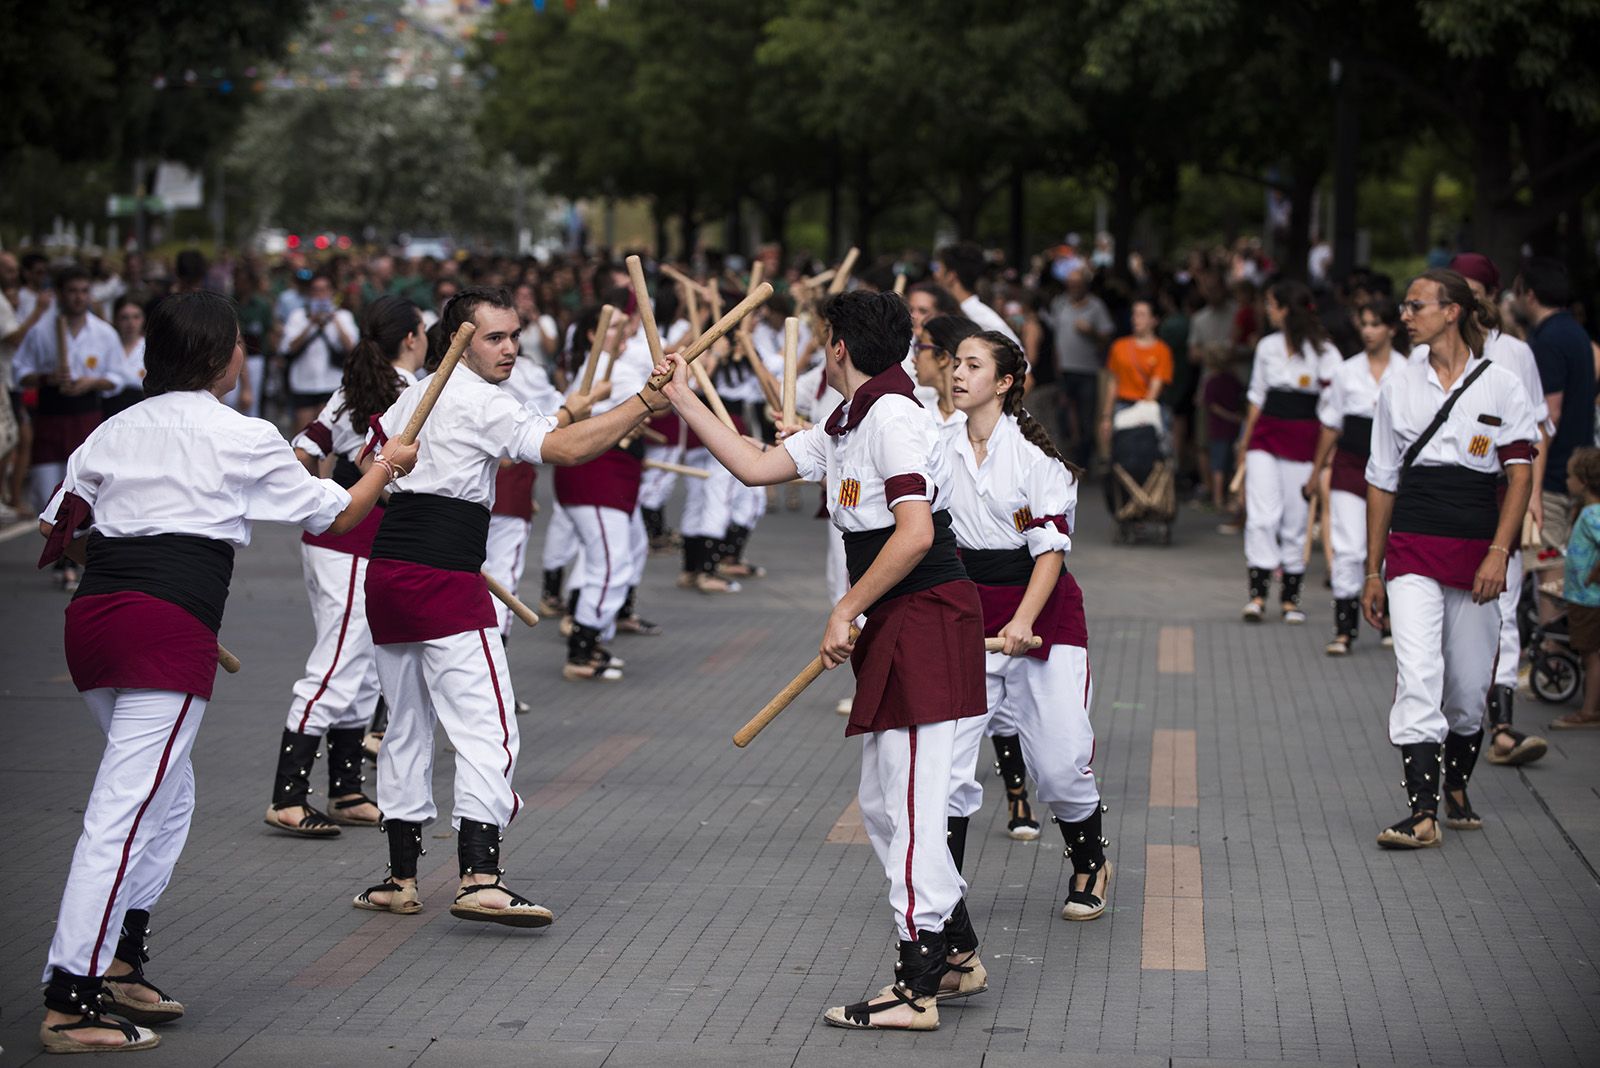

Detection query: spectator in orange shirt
xmin=1098 ymin=298 xmax=1173 ymax=451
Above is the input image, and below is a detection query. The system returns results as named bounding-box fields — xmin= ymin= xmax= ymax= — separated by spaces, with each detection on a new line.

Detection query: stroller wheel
xmin=1530 ymin=649 xmax=1582 ymax=704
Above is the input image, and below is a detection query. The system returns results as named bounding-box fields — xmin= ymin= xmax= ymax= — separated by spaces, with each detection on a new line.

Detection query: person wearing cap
xmin=1434 ymin=253 xmax=1551 ymax=767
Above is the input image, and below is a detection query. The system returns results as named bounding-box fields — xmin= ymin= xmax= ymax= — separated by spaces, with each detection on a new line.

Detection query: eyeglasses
xmin=1398 ymin=299 xmax=1448 ymax=315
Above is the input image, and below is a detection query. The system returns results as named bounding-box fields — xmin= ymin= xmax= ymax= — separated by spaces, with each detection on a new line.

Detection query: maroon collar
xmin=825 ymin=363 xmax=918 ymax=436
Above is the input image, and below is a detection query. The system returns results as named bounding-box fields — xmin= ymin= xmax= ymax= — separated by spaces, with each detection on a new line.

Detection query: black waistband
xmin=1262 ymin=389 xmax=1318 ymax=421
xmin=37 ymin=383 xmax=102 ymax=417
xmin=1338 ymin=415 xmax=1373 ymax=458
xmin=843 ymin=510 xmax=967 ymax=613
xmin=75 ymin=533 xmax=235 ymax=633
xmin=958 ymin=545 xmax=1034 ymax=586
xmin=1392 ymin=465 xmax=1499 ymax=540
xmin=370 ymin=492 xmax=489 ymax=571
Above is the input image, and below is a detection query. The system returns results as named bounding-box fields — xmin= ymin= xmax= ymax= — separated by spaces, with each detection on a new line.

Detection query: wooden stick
xmin=599 ymin=350 xmax=618 ymax=385
xmin=483 ymin=572 xmax=538 ymax=627
xmin=799 ymin=268 xmax=835 ymax=291
xmin=644 ymin=283 xmax=775 ymax=392
xmin=55 ymin=310 xmax=71 ymax=379
xmin=638 ymin=424 xmax=668 ymax=445
xmin=827 ymin=247 xmax=860 ymax=294
xmin=747 ymin=260 xmax=764 ymax=294
xmin=644 ymin=458 xmax=710 ymax=479
xmin=1228 ymin=459 xmax=1246 ymax=498
xmin=735 ymin=633 xmax=1040 ymax=747
xmin=691 ymin=360 xmax=737 ymax=432
xmin=660 ymin=262 xmax=714 ymax=299
xmin=217 ymin=644 xmax=241 ymax=674
xmin=684 ymin=285 xmax=701 ymax=345
xmin=580 ymin=304 xmax=616 ymax=395
xmin=893 ymin=272 xmax=907 ymax=296
xmin=781 ymin=317 xmax=799 ymax=426
xmin=626 ymin=255 xmax=665 ymax=366
xmin=395 ymin=322 xmax=475 ymax=446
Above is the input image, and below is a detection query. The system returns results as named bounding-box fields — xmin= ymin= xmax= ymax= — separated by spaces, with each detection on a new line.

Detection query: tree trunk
xmin=1008 ymin=168 xmax=1026 ymax=271
xmin=1281 ymin=166 xmax=1318 ymax=282
xmin=826 ymin=140 xmax=842 ymax=262
xmin=652 ymin=201 xmax=669 ymax=261
xmin=1412 ymin=166 xmax=1436 ymax=256
xmin=1108 ymin=148 xmax=1137 ymax=277
xmin=678 ymin=186 xmax=700 ymax=260
xmin=853 ymin=155 xmax=876 ymax=259
xmin=760 ymin=197 xmax=790 ymax=262
xmin=1330 ymin=57 xmax=1360 ymax=279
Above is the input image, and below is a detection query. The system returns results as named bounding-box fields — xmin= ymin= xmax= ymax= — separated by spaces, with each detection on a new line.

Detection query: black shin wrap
xmin=370 ymin=694 xmax=389 ymax=735
xmin=682 ymin=536 xmax=701 ymax=574
xmin=1399 ymin=742 xmax=1443 ymax=815
xmin=893 ymin=930 xmax=948 ymax=998
xmin=1488 ymin=684 xmax=1515 ymax=727
xmin=991 ymin=735 xmax=1027 ymax=792
xmin=700 ymin=536 xmax=723 ymax=574
xmin=641 ymin=507 xmax=664 ymax=540
xmin=1333 ymin=597 xmax=1359 ymax=639
xmin=944 ymin=899 xmax=979 ymax=955
xmin=1281 ymin=571 xmax=1304 ymax=606
xmin=568 ymin=622 xmax=601 ymax=665
xmin=565 ymin=589 xmax=580 ymax=617
xmin=43 ymin=968 xmax=106 ymax=1017
xmin=1444 ymin=730 xmax=1483 ymax=790
xmin=541 ymin=568 xmax=564 ymax=601
xmin=1248 ymin=567 xmax=1271 ymax=601
xmin=621 ymin=586 xmax=637 ymax=619
xmin=327 ymin=728 xmax=368 ymax=797
xmin=384 ymin=819 xmax=425 ymax=880
xmin=458 ymin=818 xmax=503 ymax=878
xmin=946 ymin=816 xmax=970 ymax=873
xmin=271 ymin=729 xmax=321 ymax=809
xmin=1057 ymin=807 xmax=1108 ymax=875
xmin=115 ymin=908 xmax=151 ymax=969
xmin=726 ymin=524 xmax=750 ymax=561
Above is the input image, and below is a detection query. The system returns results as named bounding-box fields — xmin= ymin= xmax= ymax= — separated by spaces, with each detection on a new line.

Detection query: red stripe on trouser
xmin=297 ymin=554 xmax=360 ymax=732
xmin=477 ymin=629 xmax=519 ymax=821
xmin=89 ymin=694 xmax=194 ymax=975
xmin=1083 ymin=659 xmax=1092 ymax=708
xmin=595 ymin=507 xmax=612 ymax=615
xmin=904 ymin=725 xmax=918 ymax=940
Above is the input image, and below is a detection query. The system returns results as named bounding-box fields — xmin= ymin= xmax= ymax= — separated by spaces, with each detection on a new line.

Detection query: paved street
xmin=2 ymin=482 xmax=1599 ymax=1068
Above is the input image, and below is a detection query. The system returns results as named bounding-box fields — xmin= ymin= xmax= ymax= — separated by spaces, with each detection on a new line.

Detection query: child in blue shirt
xmin=1553 ymin=447 xmax=1600 ymax=729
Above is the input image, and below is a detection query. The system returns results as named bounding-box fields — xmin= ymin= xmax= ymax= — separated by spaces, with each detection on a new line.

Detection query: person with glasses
xmin=1363 ymin=269 xmax=1537 ymax=849
xmin=1234 ymin=280 xmax=1342 ymax=623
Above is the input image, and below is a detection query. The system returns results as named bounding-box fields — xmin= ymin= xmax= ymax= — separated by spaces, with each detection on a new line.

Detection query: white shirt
xmin=283 ymin=306 xmax=359 ymax=395
xmin=107 ymin=338 xmax=147 ymax=393
xmin=13 ymin=310 xmax=122 ymax=394
xmin=294 ymin=368 xmax=420 ymax=463
xmin=941 ymin=414 xmax=1075 ymax=556
xmin=1317 ymin=351 xmax=1393 ymax=429
xmin=518 ymin=313 xmax=559 ymax=362
xmin=961 ymin=294 xmax=1021 ymax=347
xmin=570 ymin=330 xmax=651 ymax=417
xmin=42 ymin=390 xmax=349 ymax=545
xmin=1246 ymin=332 xmax=1342 ymax=408
xmin=784 ymin=385 xmax=949 ymax=533
xmin=502 ymin=354 xmax=562 ymax=414
xmin=372 ymin=363 xmax=557 ymax=507
xmin=1366 ymin=355 xmax=1536 ymax=494
xmin=1409 ymin=331 xmax=1550 ymax=435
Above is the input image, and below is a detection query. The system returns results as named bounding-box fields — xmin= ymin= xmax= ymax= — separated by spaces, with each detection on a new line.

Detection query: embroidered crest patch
xmin=85 ymin=355 xmax=98 ymax=369
xmin=1467 ymin=434 xmax=1491 ymax=458
xmin=1012 ymin=506 xmax=1035 ymax=532
xmin=838 ymin=478 xmax=861 ymax=508
xmin=1298 ymin=374 xmax=1311 ymax=388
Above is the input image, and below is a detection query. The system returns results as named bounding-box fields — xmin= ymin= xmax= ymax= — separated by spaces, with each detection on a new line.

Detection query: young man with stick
xmin=352 ymin=286 xmax=650 ymax=926
xmin=652 ymin=290 xmax=986 ymax=1031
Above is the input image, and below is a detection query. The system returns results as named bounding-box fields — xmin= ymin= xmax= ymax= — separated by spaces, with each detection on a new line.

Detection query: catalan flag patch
xmin=1012 ymin=506 xmax=1035 ymax=532
xmin=838 ymin=478 xmax=861 ymax=508
xmin=1467 ymin=434 xmax=1491 ymax=458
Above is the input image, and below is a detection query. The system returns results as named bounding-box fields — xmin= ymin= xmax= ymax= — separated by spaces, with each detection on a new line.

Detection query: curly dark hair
xmin=335 ymin=295 xmax=421 ymax=434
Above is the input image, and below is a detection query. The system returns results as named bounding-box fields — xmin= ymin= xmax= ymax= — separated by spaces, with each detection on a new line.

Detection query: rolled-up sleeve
xmin=1246 ymin=337 xmax=1270 ymax=408
xmin=1022 ymin=456 xmax=1075 ymax=557
xmin=782 ymin=424 xmax=829 ymax=483
xmin=246 ymin=429 xmax=350 ymax=534
xmin=1317 ymin=369 xmax=1344 ymax=431
xmin=1364 ymin=380 xmax=1400 ymax=493
xmin=1495 ymin=369 xmax=1537 ymax=467
xmin=873 ymin=414 xmax=934 ymax=508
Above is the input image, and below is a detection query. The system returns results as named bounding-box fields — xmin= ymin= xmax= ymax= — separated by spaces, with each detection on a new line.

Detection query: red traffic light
xmin=285 ymin=234 xmax=301 ymax=249
xmin=313 ymin=234 xmax=331 ymax=251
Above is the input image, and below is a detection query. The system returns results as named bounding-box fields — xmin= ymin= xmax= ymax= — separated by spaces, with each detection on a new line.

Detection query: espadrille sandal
xmin=449 ymin=879 xmax=553 ymax=928
xmin=352 ymin=880 xmax=422 ymax=915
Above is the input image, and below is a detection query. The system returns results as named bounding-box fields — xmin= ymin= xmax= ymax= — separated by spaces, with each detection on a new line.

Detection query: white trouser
xmin=682 ymin=447 xmax=734 ymax=540
xmin=485 ymin=514 xmax=533 ymax=638
xmin=374 ymin=630 xmax=522 ymax=828
xmin=31 ymin=460 xmax=66 ymax=515
xmin=826 ymin=522 xmax=849 ymax=607
xmin=625 ymin=506 xmax=648 ymax=588
xmin=730 ymin=480 xmax=766 ymax=529
xmin=950 ymin=646 xmax=1099 ymax=823
xmin=1244 ymin=450 xmax=1311 ymax=574
xmin=1387 ymin=573 xmax=1500 ymax=745
xmin=46 ymin=688 xmax=206 ymax=979
xmin=286 ymin=545 xmax=378 ymax=734
xmin=1328 ymin=488 xmax=1368 ymax=600
xmin=858 ymin=722 xmax=965 ymax=941
xmin=1495 ymin=549 xmax=1523 ymax=688
xmin=541 ymin=502 xmax=582 ymax=573
xmin=639 ymin=444 xmax=682 ymax=510
xmin=568 ymin=504 xmax=633 ymax=640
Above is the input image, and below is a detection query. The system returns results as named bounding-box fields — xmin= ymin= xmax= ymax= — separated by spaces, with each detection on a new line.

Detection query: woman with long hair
xmin=263 ymin=295 xmax=427 ymax=836
xmin=1363 ymin=269 xmax=1537 ymax=848
xmin=1304 ymin=298 xmax=1399 ymax=655
xmin=103 ymin=297 xmax=147 ymax=419
xmin=1235 ymin=279 xmax=1342 ymax=622
xmin=941 ymin=331 xmax=1110 ymax=989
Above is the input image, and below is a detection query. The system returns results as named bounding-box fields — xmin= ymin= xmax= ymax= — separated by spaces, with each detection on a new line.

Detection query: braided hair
xmin=967 ymin=329 xmax=1083 ymax=482
xmin=335 ymin=295 xmax=420 ymax=434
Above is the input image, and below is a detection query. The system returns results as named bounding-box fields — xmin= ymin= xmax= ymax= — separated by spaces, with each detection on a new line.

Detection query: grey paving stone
xmin=217 ymin=1034 xmax=431 ymax=1067
xmin=603 ymin=1043 xmax=795 ymax=1067
xmin=412 ymin=1039 xmax=614 ymax=1067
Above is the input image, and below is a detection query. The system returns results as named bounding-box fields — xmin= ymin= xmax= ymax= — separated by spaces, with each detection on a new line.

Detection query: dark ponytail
xmin=336 ymin=295 xmax=420 ymax=434
xmin=1268 ymin=280 xmax=1327 ymax=361
xmin=968 ymin=329 xmax=1083 ymax=482
xmin=1415 ymin=268 xmax=1490 ymax=357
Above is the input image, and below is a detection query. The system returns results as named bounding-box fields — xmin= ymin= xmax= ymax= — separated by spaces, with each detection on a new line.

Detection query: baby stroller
xmin=1528 ymin=575 xmax=1583 ymax=705
xmin=1104 ymin=400 xmax=1176 ymax=545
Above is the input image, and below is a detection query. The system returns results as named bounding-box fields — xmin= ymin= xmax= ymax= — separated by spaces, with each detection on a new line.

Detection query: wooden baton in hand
xmin=781 ymin=317 xmax=799 ymax=427
xmin=644 ymin=283 xmax=775 ymax=393
xmin=395 ymin=322 xmax=475 ymax=446
xmin=644 ymin=458 xmax=710 ymax=479
xmin=483 ymin=573 xmax=538 ymax=627
xmin=580 ymin=304 xmax=616 ymax=395
xmin=217 ymin=644 xmax=242 ymax=674
xmin=827 ymin=247 xmax=860 ymax=295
